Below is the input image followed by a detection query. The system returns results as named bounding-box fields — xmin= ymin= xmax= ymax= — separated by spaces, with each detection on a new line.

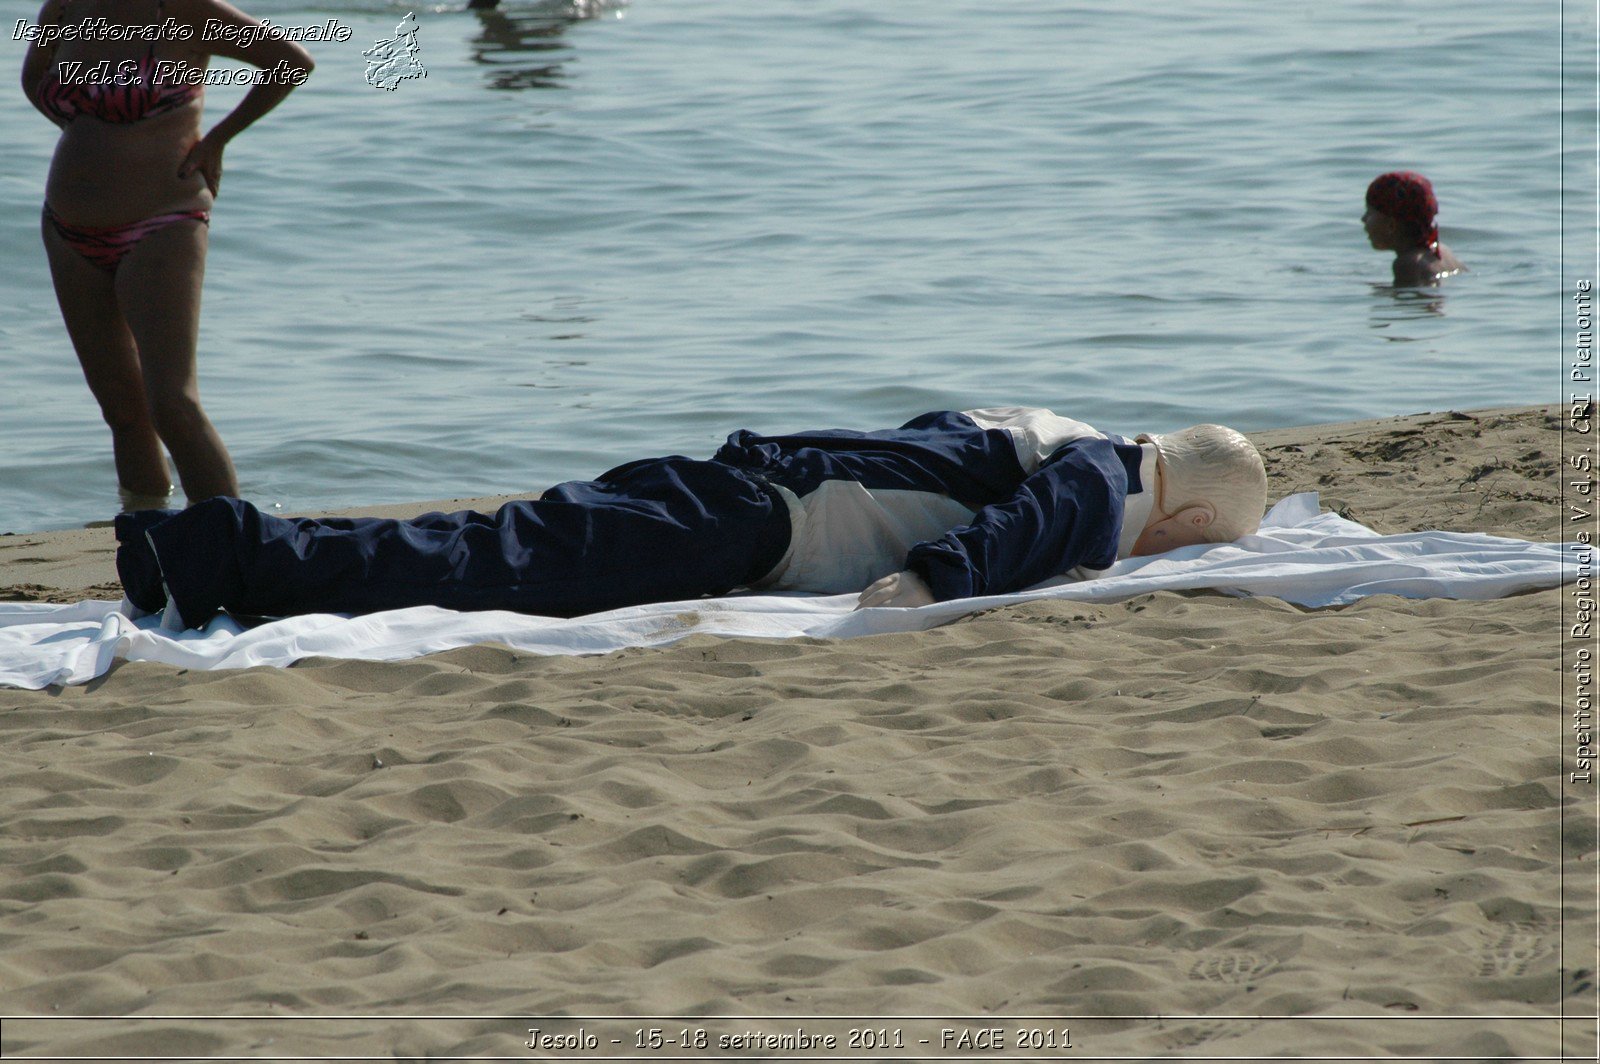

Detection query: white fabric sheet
xmin=0 ymin=493 xmax=1585 ymax=690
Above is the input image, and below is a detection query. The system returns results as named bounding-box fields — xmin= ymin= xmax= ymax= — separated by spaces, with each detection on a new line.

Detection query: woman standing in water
xmin=1362 ymin=170 xmax=1464 ymax=287
xmin=22 ymin=0 xmax=313 ymax=506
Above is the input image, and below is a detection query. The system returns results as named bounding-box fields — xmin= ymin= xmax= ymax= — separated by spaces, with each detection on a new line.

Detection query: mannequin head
xmin=1131 ymin=425 xmax=1266 ymax=556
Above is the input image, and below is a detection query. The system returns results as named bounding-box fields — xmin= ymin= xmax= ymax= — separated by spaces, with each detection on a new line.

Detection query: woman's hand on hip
xmin=179 ymin=135 xmax=225 ymax=196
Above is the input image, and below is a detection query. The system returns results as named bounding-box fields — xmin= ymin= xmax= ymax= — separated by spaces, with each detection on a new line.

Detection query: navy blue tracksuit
xmin=115 ymin=408 xmax=1155 ymax=626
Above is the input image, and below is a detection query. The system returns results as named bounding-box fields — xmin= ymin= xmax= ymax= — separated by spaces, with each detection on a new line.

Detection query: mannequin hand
xmin=856 ymin=570 xmax=935 ymax=610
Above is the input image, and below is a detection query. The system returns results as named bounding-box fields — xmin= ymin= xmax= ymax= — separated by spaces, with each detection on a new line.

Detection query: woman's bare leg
xmin=42 ymin=214 xmax=173 ymax=498
xmin=115 ymin=218 xmax=239 ymax=501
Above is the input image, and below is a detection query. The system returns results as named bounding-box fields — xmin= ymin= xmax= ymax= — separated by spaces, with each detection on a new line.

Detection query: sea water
xmin=0 ymin=0 xmax=1581 ymax=532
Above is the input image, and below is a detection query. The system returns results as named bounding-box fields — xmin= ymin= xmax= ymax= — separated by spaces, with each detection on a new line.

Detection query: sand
xmin=0 ymin=405 xmax=1592 ymax=1061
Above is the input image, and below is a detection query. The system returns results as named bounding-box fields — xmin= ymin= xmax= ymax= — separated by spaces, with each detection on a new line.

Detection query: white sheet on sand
xmin=0 ymin=493 xmax=1585 ymax=690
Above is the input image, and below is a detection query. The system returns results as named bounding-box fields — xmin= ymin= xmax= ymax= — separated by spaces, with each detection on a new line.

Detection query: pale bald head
xmin=1139 ymin=424 xmax=1267 ymax=543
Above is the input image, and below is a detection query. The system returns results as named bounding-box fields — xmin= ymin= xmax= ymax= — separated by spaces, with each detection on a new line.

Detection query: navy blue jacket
xmin=713 ymin=407 xmax=1156 ymax=601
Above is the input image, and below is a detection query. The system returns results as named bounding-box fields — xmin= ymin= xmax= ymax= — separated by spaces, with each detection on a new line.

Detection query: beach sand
xmin=0 ymin=405 xmax=1591 ymax=1060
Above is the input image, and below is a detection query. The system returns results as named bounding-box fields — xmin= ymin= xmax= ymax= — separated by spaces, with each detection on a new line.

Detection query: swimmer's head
xmin=1131 ymin=425 xmax=1267 ymax=555
xmin=1364 ymin=171 xmax=1440 ymax=252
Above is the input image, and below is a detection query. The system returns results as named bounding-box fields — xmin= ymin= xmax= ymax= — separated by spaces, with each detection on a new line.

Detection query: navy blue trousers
xmin=117 ymin=457 xmax=791 ymax=625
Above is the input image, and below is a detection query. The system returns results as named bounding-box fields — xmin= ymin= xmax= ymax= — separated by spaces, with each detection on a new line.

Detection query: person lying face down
xmin=1363 ymin=171 xmax=1464 ymax=286
xmin=114 ymin=407 xmax=1269 ymax=629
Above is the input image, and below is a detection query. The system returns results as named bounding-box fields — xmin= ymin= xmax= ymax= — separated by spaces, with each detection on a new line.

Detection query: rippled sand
xmin=0 ymin=406 xmax=1590 ymax=1059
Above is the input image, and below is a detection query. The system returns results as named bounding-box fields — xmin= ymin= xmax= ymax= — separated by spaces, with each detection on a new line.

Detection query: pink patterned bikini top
xmin=38 ymin=1 xmax=201 ymax=124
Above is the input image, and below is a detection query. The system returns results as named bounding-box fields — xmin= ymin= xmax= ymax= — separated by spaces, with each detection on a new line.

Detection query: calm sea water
xmin=0 ymin=0 xmax=1580 ymax=532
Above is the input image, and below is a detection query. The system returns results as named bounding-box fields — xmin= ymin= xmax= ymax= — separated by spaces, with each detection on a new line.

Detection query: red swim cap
xmin=1366 ymin=171 xmax=1439 ymax=251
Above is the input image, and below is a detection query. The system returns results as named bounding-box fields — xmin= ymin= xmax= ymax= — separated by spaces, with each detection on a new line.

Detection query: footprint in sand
xmin=1476 ymin=923 xmax=1556 ymax=979
xmin=1162 ymin=954 xmax=1279 ymax=1050
xmin=1187 ymin=952 xmax=1281 ymax=985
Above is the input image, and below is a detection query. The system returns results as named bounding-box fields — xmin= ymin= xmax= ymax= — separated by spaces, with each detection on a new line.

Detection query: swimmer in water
xmin=1362 ymin=171 xmax=1464 ymax=287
